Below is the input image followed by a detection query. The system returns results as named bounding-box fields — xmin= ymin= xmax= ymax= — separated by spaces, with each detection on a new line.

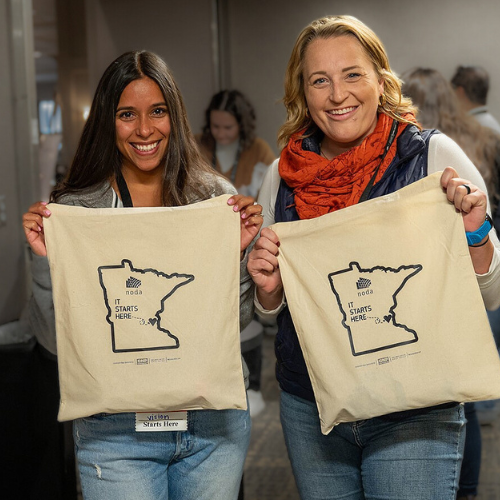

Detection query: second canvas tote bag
xmin=272 ymin=172 xmax=500 ymax=435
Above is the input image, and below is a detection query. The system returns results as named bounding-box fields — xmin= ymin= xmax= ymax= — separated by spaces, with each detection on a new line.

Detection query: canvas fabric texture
xmin=271 ymin=172 xmax=500 ymax=435
xmin=44 ymin=195 xmax=247 ymax=421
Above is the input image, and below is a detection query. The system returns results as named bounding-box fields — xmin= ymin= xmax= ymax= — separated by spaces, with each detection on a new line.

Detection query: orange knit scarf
xmin=279 ymin=113 xmax=415 ymax=220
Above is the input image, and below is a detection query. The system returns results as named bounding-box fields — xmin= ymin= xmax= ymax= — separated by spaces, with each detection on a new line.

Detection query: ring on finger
xmin=461 ymin=184 xmax=471 ymax=195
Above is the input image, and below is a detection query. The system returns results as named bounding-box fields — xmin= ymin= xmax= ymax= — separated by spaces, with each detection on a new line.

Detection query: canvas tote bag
xmin=272 ymin=172 xmax=500 ymax=435
xmin=44 ymin=195 xmax=247 ymax=421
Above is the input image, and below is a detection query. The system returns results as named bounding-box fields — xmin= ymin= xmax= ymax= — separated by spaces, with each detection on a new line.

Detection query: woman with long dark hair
xmin=197 ymin=89 xmax=275 ymax=199
xmin=23 ymin=50 xmax=263 ymax=500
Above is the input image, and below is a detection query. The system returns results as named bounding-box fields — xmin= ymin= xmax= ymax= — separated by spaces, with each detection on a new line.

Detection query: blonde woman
xmin=248 ymin=16 xmax=500 ymax=499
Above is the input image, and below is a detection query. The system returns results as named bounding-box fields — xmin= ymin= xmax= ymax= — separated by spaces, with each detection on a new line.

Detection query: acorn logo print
xmin=126 ymin=276 xmax=142 ymax=288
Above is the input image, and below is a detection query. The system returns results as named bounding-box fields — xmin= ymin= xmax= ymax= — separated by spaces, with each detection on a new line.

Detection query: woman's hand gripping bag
xmin=272 ymin=173 xmax=500 ymax=435
xmin=43 ymin=195 xmax=247 ymax=421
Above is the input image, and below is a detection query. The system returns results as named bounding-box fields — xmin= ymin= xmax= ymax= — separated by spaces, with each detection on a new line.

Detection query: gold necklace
xmin=320 ymin=142 xmax=330 ymax=160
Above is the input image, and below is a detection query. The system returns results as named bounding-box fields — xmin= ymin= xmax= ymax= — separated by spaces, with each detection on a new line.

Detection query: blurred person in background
xmin=402 ymin=66 xmax=500 ymax=500
xmin=197 ymin=89 xmax=276 ymax=417
xmin=452 ymin=65 xmax=500 ymax=415
xmin=197 ymin=90 xmax=275 ymax=200
xmin=452 ymin=65 xmax=500 ymax=135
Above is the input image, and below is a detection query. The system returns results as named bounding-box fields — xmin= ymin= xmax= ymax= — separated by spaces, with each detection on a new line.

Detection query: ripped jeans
xmin=73 ymin=407 xmax=250 ymax=500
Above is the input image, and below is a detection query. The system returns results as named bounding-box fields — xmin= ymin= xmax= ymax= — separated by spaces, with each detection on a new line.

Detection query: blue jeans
xmin=73 ymin=408 xmax=251 ymax=500
xmin=280 ymin=391 xmax=466 ymax=500
xmin=487 ymin=305 xmax=500 ymax=351
xmin=475 ymin=308 xmax=500 ymax=423
xmin=458 ymin=402 xmax=481 ymax=497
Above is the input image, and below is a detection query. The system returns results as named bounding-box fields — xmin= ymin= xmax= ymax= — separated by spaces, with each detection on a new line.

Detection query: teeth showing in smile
xmin=330 ymin=107 xmax=356 ymax=115
xmin=133 ymin=141 xmax=158 ymax=152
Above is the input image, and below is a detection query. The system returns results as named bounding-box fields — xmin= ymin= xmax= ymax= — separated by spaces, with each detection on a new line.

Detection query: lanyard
xmin=116 ymin=170 xmax=134 ymax=207
xmin=358 ymin=119 xmax=399 ymax=203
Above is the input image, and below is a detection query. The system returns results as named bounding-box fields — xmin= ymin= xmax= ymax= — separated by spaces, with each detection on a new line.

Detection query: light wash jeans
xmin=280 ymin=391 xmax=466 ymax=500
xmin=73 ymin=407 xmax=251 ymax=500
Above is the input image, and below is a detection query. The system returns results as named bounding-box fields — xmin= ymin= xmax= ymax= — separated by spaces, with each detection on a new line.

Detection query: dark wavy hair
xmin=51 ymin=50 xmax=213 ymax=206
xmin=200 ymin=90 xmax=256 ymax=151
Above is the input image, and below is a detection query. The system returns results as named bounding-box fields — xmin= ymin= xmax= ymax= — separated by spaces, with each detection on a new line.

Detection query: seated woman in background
xmin=197 ymin=89 xmax=276 ymax=417
xmin=402 ymin=67 xmax=500 ymax=500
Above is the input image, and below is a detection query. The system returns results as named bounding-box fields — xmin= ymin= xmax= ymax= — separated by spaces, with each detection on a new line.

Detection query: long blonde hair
xmin=278 ymin=15 xmax=417 ymax=148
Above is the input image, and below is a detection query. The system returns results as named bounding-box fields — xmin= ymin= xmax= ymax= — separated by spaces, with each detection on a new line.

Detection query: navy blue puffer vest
xmin=274 ymin=124 xmax=439 ymax=402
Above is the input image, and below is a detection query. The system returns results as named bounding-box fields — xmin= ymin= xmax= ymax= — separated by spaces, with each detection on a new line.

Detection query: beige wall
xmin=85 ymin=0 xmax=216 ymax=135
xmin=82 ymin=0 xmax=500 ymax=155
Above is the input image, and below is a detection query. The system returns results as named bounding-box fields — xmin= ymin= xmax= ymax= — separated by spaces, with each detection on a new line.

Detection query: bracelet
xmin=470 ymin=235 xmax=490 ymax=248
xmin=466 ymin=214 xmax=493 ymax=245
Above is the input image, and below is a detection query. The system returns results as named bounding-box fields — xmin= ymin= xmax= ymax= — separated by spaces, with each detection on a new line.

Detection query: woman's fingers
xmin=228 ymin=195 xmax=264 ymax=251
xmin=228 ymin=194 xmax=261 ymax=218
xmin=22 ymin=201 xmax=52 ymax=256
xmin=440 ymin=167 xmax=488 ymax=232
xmin=248 ymin=229 xmax=281 ymax=278
xmin=248 ymin=235 xmax=284 ymax=306
xmin=249 ymin=247 xmax=279 ymax=271
xmin=259 ymin=227 xmax=280 ymax=246
xmin=242 ymin=204 xmax=264 ymax=227
xmin=22 ymin=213 xmax=44 ymax=233
xmin=25 ymin=201 xmax=51 ymax=217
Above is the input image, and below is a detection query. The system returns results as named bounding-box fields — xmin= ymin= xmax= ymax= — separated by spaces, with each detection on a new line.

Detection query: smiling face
xmin=303 ymin=35 xmax=384 ymax=158
xmin=210 ymin=110 xmax=240 ymax=145
xmin=115 ymin=77 xmax=171 ymax=178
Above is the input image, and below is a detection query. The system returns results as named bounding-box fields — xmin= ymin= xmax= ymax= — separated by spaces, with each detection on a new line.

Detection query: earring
xmin=379 ymin=93 xmax=387 ymax=107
